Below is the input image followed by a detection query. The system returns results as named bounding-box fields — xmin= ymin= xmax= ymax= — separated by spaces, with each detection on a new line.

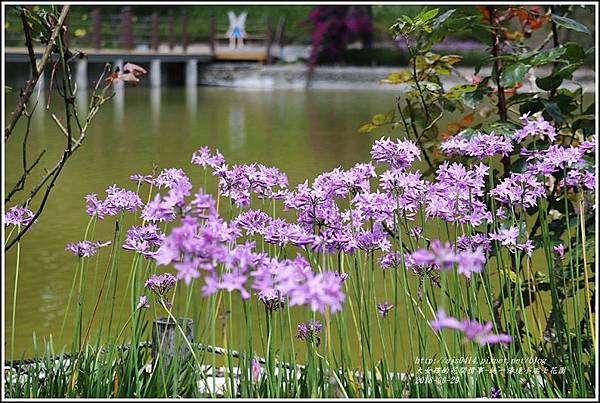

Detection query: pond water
xmin=5 ymin=85 xmax=416 ymax=357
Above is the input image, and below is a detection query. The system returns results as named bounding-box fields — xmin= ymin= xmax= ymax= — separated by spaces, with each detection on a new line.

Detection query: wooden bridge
xmin=5 ymin=8 xmax=287 ymax=87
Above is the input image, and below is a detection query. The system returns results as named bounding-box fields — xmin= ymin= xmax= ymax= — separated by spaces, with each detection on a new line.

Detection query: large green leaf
xmin=536 ymin=75 xmax=563 ymax=92
xmin=529 ymin=47 xmax=566 ymax=66
xmin=500 ymin=63 xmax=530 ymax=87
xmin=551 ymin=14 xmax=591 ymax=35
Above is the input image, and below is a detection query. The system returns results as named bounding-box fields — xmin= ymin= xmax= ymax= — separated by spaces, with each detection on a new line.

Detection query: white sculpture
xmin=226 ymin=11 xmax=248 ymax=49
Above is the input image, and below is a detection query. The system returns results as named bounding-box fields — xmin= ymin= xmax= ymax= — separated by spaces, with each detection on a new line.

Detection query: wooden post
xmin=182 ymin=13 xmax=189 ymax=52
xmin=121 ymin=8 xmax=134 ymax=50
xmin=210 ymin=13 xmax=216 ymax=55
xmin=168 ymin=13 xmax=175 ymax=50
xmin=150 ymin=13 xmax=159 ymax=52
xmin=91 ymin=8 xmax=101 ymax=50
xmin=152 ymin=317 xmax=194 ymax=371
xmin=265 ymin=16 xmax=273 ymax=65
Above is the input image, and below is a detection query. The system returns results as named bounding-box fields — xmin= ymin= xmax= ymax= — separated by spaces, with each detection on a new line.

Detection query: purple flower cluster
xmin=370 ymin=137 xmax=421 ymax=169
xmin=5 ymin=205 xmax=35 ymax=227
xmin=66 ymin=240 xmax=111 ymax=257
xmin=490 ymin=172 xmax=546 ymax=209
xmin=490 ymin=226 xmax=534 ymax=256
xmin=191 ymin=146 xmax=225 ymax=170
xmin=440 ymin=132 xmax=513 ymax=159
xmin=513 ymin=113 xmax=557 ymax=143
xmin=425 ymin=162 xmax=491 ymax=226
xmin=297 ymin=320 xmax=323 ymax=346
xmin=145 ymin=273 xmax=177 ymax=298
xmin=85 ymin=185 xmax=143 ymax=220
xmin=409 ymin=240 xmax=486 ymax=279
xmin=122 ymin=224 xmax=164 ymax=258
xmin=430 ymin=308 xmax=512 ymax=346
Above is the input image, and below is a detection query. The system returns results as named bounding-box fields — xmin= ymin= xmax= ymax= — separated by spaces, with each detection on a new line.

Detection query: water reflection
xmin=150 ymin=87 xmax=161 ymax=128
xmin=186 ymin=85 xmax=197 ymax=116
xmin=228 ymin=102 xmax=246 ymax=150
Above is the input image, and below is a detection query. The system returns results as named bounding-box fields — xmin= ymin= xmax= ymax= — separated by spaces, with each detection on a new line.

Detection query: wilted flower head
xmin=5 ymin=205 xmax=35 ymax=227
xmin=66 ymin=240 xmax=111 ymax=257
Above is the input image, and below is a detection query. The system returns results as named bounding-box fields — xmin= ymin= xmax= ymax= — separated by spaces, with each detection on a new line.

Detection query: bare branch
xmin=19 ymin=7 xmax=38 ymax=78
xmin=5 ymin=5 xmax=70 ymax=141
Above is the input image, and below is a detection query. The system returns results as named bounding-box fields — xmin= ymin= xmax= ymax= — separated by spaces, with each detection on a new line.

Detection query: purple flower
xmin=524 ymin=145 xmax=584 ymax=176
xmin=289 ymin=271 xmax=345 ymax=314
xmin=380 ymin=251 xmax=403 ymax=269
xmin=85 ymin=185 xmax=143 ymax=220
xmin=371 ymin=137 xmax=421 ymax=169
xmin=490 ymin=172 xmax=546 ymax=209
xmin=560 ymin=169 xmax=596 ymax=191
xmin=456 ymin=247 xmax=486 ymax=279
xmin=258 ymin=289 xmax=285 ymax=311
xmin=136 ymin=295 xmax=150 ymax=309
xmin=297 ymin=320 xmax=323 ymax=346
xmin=122 ymin=224 xmax=164 ymax=258
xmin=490 ymin=387 xmax=501 ymax=399
xmin=130 ymin=173 xmax=154 ymax=185
xmin=553 ymin=244 xmax=565 ymax=258
xmin=234 ymin=210 xmax=272 ymax=235
xmin=457 ymin=233 xmax=491 ymax=253
xmin=191 ymin=146 xmax=225 ymax=170
xmin=409 ymin=240 xmax=486 ymax=279
xmin=490 ymin=226 xmax=533 ymax=255
xmin=514 ymin=113 xmax=557 ymax=143
xmin=251 ymin=358 xmax=262 ymax=383
xmin=440 ymin=132 xmax=513 ymax=159
xmin=377 ymin=303 xmax=394 ymax=318
xmin=145 ymin=273 xmax=177 ymax=298
xmin=66 ymin=240 xmax=111 ymax=257
xmin=430 ymin=308 xmax=512 ymax=346
xmin=5 ymin=206 xmax=35 ymax=227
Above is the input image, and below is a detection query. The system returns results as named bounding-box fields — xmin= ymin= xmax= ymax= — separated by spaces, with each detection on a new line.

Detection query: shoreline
xmin=199 ymin=63 xmax=596 ymax=92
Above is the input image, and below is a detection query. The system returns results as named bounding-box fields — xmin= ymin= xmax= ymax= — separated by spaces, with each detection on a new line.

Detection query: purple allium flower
xmin=141 ymin=193 xmax=177 ymax=223
xmin=524 ymin=145 xmax=584 ymax=176
xmin=425 ymin=162 xmax=491 ymax=226
xmin=490 ymin=172 xmax=546 ymax=209
xmin=371 ymin=137 xmax=421 ymax=169
xmin=380 ymin=251 xmax=403 ymax=269
xmin=430 ymin=308 xmax=512 ymax=346
xmin=490 ymin=226 xmax=533 ymax=255
xmin=377 ymin=303 xmax=394 ymax=318
xmin=129 ymin=173 xmax=154 ymax=184
xmin=85 ymin=185 xmax=143 ymax=220
xmin=514 ymin=113 xmax=557 ymax=143
xmin=455 ymin=248 xmax=486 ymax=279
xmin=289 ymin=271 xmax=346 ymax=314
xmin=251 ymin=358 xmax=262 ymax=383
xmin=440 ymin=131 xmax=513 ymax=159
xmin=335 ymin=272 xmax=349 ymax=282
xmin=409 ymin=240 xmax=485 ymax=278
xmin=152 ymin=168 xmax=193 ymax=192
xmin=553 ymin=244 xmax=565 ymax=258
xmin=66 ymin=240 xmax=111 ymax=257
xmin=191 ymin=146 xmax=225 ymax=170
xmin=297 ymin=320 xmax=323 ymax=346
xmin=235 ymin=209 xmax=272 ymax=235
xmin=122 ymin=224 xmax=164 ymax=258
xmin=4 ymin=205 xmax=35 ymax=227
xmin=560 ymin=169 xmax=596 ymax=191
xmin=145 ymin=273 xmax=177 ymax=298
xmin=490 ymin=386 xmax=501 ymax=399
xmin=457 ymin=233 xmax=491 ymax=253
xmin=136 ymin=295 xmax=150 ymax=309
xmin=188 ymin=188 xmax=218 ymax=219
xmin=258 ymin=288 xmax=285 ymax=311
xmin=352 ymin=191 xmax=395 ymax=224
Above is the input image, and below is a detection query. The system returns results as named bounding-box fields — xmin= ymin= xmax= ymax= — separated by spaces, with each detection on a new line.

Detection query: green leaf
xmin=462 ymin=90 xmax=483 ymax=109
xmin=432 ymin=9 xmax=455 ymax=30
xmin=529 ymin=47 xmax=566 ymax=66
xmin=536 ymin=75 xmax=563 ymax=92
xmin=551 ymin=14 xmax=591 ymax=35
xmin=541 ymin=100 xmax=564 ymax=123
xmin=500 ymin=63 xmax=530 ymax=87
xmin=555 ymin=62 xmax=582 ymax=79
xmin=563 ymin=42 xmax=585 ymax=61
xmin=418 ymin=8 xmax=439 ymax=22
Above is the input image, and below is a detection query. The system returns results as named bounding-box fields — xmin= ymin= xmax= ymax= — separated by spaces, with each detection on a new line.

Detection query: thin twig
xmin=19 ymin=7 xmax=38 ymax=78
xmin=5 ymin=5 xmax=70 ymax=141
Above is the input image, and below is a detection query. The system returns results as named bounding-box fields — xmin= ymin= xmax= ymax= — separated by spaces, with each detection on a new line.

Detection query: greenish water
xmin=4 ymin=86 xmax=417 ymax=357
